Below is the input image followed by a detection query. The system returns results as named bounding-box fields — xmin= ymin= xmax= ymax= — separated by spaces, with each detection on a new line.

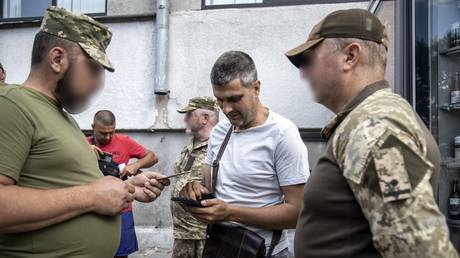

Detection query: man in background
xmin=172 ymin=96 xmax=219 ymax=258
xmin=89 ymin=109 xmax=159 ymax=258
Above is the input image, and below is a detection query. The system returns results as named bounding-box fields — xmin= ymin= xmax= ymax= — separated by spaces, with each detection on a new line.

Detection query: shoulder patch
xmin=372 ymin=146 xmax=412 ymax=202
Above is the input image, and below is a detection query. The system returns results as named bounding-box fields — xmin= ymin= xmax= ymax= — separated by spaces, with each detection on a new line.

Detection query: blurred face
xmin=299 ymin=41 xmax=343 ymax=105
xmin=213 ymin=78 xmax=259 ymax=129
xmin=0 ymin=67 xmax=6 ymax=82
xmin=55 ymin=50 xmax=105 ymax=114
xmin=92 ymin=122 xmax=116 ymax=146
xmin=184 ymin=110 xmax=205 ymax=134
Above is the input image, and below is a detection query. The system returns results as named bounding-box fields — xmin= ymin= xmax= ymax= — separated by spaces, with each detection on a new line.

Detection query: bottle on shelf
xmin=448 ymin=179 xmax=460 ymax=220
xmin=451 ymin=22 xmax=460 ymax=48
xmin=451 ymin=72 xmax=460 ymax=105
xmin=455 ymin=136 xmax=460 ymax=160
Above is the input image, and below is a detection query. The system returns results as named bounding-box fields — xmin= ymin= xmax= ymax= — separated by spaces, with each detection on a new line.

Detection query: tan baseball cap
xmin=286 ymin=8 xmax=388 ymax=68
xmin=40 ymin=6 xmax=114 ymax=72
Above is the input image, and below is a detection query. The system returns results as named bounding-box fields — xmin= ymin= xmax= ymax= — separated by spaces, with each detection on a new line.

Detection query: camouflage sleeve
xmin=337 ymin=119 xmax=458 ymax=258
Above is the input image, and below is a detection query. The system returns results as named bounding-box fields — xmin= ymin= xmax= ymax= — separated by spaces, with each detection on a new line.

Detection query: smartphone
xmin=171 ymin=192 xmax=215 ymax=208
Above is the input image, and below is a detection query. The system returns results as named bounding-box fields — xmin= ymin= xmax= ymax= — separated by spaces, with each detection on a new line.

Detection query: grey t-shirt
xmin=205 ymin=110 xmax=310 ymax=254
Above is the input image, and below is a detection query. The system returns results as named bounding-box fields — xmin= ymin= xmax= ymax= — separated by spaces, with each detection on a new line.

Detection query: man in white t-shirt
xmin=180 ymin=51 xmax=309 ymax=257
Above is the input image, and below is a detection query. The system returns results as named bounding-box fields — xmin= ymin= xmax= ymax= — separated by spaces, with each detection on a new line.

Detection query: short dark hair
xmin=0 ymin=62 xmax=3 ymax=72
xmin=31 ymin=31 xmax=79 ymax=67
xmin=210 ymin=51 xmax=257 ymax=87
xmin=94 ymin=110 xmax=116 ymax=126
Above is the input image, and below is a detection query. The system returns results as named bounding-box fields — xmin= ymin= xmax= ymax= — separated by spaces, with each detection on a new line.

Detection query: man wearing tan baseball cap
xmin=288 ymin=9 xmax=458 ymax=258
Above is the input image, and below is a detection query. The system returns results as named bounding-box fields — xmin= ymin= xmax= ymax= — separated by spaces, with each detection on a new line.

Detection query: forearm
xmin=134 ymin=151 xmax=158 ymax=169
xmin=0 ymin=184 xmax=94 ymax=233
xmin=1 ymin=209 xmax=87 ymax=233
xmin=227 ymin=202 xmax=300 ymax=230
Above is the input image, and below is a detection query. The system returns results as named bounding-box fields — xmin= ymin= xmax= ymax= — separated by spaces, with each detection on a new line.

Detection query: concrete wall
xmin=0 ymin=2 xmax=369 ymax=131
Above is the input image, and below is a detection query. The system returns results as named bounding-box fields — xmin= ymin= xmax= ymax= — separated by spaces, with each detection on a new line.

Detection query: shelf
xmin=447 ymin=218 xmax=460 ymax=228
xmin=441 ymin=45 xmax=460 ymax=56
xmin=442 ymin=158 xmax=460 ymax=169
xmin=441 ymin=103 xmax=460 ymax=111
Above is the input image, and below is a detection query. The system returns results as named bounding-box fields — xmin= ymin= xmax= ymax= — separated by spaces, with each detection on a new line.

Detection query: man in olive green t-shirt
xmin=0 ymin=7 xmax=168 ymax=258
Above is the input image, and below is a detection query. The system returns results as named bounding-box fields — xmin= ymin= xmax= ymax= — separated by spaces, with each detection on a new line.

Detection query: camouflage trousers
xmin=172 ymin=239 xmax=205 ymax=258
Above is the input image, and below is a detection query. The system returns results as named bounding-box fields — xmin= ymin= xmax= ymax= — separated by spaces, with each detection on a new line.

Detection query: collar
xmin=185 ymin=137 xmax=209 ymax=152
xmin=321 ymin=80 xmax=390 ymax=140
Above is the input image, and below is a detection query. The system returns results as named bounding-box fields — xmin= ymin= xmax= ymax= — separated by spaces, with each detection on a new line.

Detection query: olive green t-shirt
xmin=0 ymin=85 xmax=120 ymax=258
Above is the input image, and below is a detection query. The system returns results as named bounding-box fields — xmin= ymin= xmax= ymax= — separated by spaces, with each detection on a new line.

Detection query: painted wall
xmin=0 ymin=2 xmax=370 ymax=131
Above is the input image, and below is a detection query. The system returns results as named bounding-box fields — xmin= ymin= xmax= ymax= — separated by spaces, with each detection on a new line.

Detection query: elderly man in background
xmin=171 ymin=96 xmax=220 ymax=258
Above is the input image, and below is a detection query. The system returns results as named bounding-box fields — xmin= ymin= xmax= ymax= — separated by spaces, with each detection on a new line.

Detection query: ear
xmin=342 ymin=42 xmax=361 ymax=72
xmin=252 ymin=80 xmax=261 ymax=96
xmin=48 ymin=47 xmax=69 ymax=74
xmin=201 ymin=113 xmax=209 ymax=125
xmin=91 ymin=123 xmax=95 ymax=129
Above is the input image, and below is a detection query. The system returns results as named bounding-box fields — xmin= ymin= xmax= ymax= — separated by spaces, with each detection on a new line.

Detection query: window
xmin=203 ymin=0 xmax=364 ymax=9
xmin=57 ymin=0 xmax=105 ymax=15
xmin=1 ymin=0 xmax=106 ymax=21
xmin=2 ymin=0 xmax=51 ymax=19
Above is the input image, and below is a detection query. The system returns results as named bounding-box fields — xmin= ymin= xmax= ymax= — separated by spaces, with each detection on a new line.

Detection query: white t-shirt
xmin=205 ymin=110 xmax=310 ymax=254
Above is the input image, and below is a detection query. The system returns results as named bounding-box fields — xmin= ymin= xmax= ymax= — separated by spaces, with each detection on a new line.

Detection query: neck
xmin=327 ymin=72 xmax=384 ymax=114
xmin=238 ymin=102 xmax=268 ymax=130
xmin=22 ymin=68 xmax=58 ymax=101
xmin=193 ymin=126 xmax=212 ymax=143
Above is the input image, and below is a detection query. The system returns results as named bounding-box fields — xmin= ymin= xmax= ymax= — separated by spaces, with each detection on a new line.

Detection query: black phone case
xmin=171 ymin=192 xmax=215 ymax=208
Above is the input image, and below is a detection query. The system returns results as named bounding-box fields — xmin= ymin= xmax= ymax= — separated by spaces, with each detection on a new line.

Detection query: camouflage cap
xmin=40 ymin=6 xmax=114 ymax=72
xmin=177 ymin=96 xmax=220 ymax=113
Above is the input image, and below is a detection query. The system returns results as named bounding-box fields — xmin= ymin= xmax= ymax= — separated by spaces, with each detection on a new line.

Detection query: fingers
xmin=186 ymin=182 xmax=197 ymax=200
xmin=144 ymin=171 xmax=164 ymax=179
xmin=125 ymin=181 xmax=136 ymax=194
xmin=200 ymin=186 xmax=210 ymax=194
xmin=147 ymin=179 xmax=165 ymax=190
xmin=192 ymin=182 xmax=203 ymax=200
xmin=144 ymin=181 xmax=162 ymax=200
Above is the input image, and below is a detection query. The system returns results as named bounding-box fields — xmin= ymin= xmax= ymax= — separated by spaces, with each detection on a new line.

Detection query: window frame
xmin=0 ymin=0 xmax=107 ymax=22
xmin=202 ymin=0 xmax=366 ymax=10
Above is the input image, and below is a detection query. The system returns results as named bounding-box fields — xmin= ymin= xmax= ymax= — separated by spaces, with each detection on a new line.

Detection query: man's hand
xmin=90 ymin=145 xmax=103 ymax=160
xmin=87 ymin=176 xmax=135 ymax=216
xmin=179 ymin=181 xmax=210 ymax=200
xmin=189 ymin=198 xmax=231 ymax=224
xmin=120 ymin=163 xmax=140 ymax=178
xmin=130 ymin=172 xmax=170 ymax=203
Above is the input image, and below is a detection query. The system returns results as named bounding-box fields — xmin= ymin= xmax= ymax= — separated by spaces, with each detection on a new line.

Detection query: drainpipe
xmin=152 ymin=0 xmax=171 ymax=129
xmin=154 ymin=0 xmax=170 ymax=95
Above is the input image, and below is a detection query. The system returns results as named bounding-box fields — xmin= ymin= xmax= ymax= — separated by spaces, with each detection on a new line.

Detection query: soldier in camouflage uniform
xmin=171 ymin=96 xmax=220 ymax=258
xmin=286 ymin=9 xmax=459 ymax=258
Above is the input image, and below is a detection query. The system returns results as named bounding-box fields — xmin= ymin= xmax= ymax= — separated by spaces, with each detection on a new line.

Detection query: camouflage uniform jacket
xmin=325 ymin=80 xmax=457 ymax=258
xmin=171 ymin=138 xmax=208 ymax=239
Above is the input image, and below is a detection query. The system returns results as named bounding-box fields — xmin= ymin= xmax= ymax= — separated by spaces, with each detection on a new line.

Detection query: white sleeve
xmin=205 ymin=134 xmax=215 ymax=166
xmin=274 ymin=126 xmax=310 ymax=186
